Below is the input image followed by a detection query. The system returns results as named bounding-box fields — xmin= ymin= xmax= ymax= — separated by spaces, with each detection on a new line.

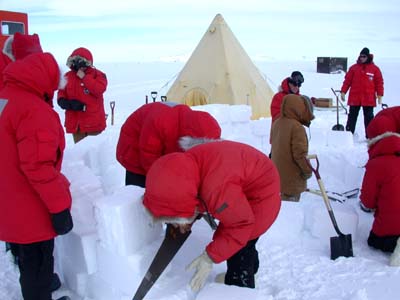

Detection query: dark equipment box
xmin=317 ymin=57 xmax=348 ymax=74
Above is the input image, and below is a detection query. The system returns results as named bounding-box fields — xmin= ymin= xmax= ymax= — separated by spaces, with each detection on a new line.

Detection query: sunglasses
xmin=360 ymin=55 xmax=368 ymax=58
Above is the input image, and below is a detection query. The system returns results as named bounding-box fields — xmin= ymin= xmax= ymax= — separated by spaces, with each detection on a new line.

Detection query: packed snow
xmin=1 ymin=57 xmax=399 ymax=300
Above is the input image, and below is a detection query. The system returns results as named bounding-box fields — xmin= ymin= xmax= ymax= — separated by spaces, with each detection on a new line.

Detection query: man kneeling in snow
xmin=361 ymin=107 xmax=400 ymax=265
xmin=143 ymin=139 xmax=281 ymax=291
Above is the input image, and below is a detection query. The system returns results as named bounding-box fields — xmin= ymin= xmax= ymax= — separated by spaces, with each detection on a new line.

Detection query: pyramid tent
xmin=166 ymin=14 xmax=274 ymax=119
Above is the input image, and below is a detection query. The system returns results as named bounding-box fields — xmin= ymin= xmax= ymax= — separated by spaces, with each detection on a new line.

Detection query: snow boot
xmin=389 ymin=238 xmax=400 ymax=266
xmin=50 ymin=273 xmax=62 ymax=292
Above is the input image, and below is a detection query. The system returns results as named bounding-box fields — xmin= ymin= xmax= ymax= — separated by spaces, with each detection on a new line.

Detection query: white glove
xmin=186 ymin=251 xmax=213 ymax=292
xmin=377 ymin=95 xmax=383 ymax=105
xmin=340 ymin=92 xmax=346 ymax=102
xmin=389 ymin=238 xmax=400 ymax=267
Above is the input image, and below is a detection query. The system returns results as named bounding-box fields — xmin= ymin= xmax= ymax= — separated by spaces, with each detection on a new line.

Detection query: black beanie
xmin=360 ymin=47 xmax=370 ymax=56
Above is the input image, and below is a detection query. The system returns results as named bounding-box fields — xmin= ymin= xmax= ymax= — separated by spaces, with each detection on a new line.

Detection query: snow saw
xmin=306 ymin=154 xmax=354 ymax=260
xmin=131 ymin=224 xmax=192 ymax=300
xmin=306 ymin=188 xmax=359 ymax=203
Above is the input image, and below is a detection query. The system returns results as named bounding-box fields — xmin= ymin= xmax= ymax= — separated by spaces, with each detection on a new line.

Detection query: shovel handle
xmin=305 ymin=155 xmax=344 ymax=236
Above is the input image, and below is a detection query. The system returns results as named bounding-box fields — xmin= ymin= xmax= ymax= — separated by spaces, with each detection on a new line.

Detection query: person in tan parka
xmin=270 ymin=94 xmax=314 ymax=201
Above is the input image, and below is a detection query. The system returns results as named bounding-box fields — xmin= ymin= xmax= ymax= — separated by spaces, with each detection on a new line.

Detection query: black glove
xmin=51 ymin=209 xmax=73 ymax=235
xmin=69 ymin=99 xmax=86 ymax=111
xmin=57 ymin=98 xmax=86 ymax=111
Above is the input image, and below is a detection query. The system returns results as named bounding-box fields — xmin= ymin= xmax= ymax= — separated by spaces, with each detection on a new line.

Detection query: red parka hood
xmin=3 ymin=52 xmax=60 ymax=102
xmin=179 ymin=110 xmax=221 ymax=141
xmin=143 ymin=153 xmax=200 ymax=218
xmin=3 ymin=32 xmax=43 ymax=61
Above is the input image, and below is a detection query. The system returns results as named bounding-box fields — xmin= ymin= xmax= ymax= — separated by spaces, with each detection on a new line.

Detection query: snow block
xmin=192 ymin=104 xmax=231 ymax=124
xmin=309 ymin=127 xmax=328 ymax=148
xmin=251 ymin=118 xmax=269 ymax=137
xmin=305 ymin=201 xmax=359 ymax=244
xmin=229 ymin=105 xmax=252 ymax=122
xmin=264 ymin=201 xmax=305 ymax=244
xmin=62 ymin=162 xmax=104 ymax=232
xmin=95 ymin=242 xmax=160 ymax=296
xmin=327 ymin=130 xmax=354 ymax=148
xmin=94 ymin=185 xmax=163 ymax=256
xmin=55 ymin=228 xmax=97 ymax=275
xmin=197 ymin=283 xmax=268 ymax=300
xmin=85 ymin=274 xmax=130 ymax=300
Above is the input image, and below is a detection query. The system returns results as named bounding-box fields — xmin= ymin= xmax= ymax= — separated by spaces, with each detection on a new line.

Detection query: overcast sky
xmin=1 ymin=0 xmax=399 ymax=63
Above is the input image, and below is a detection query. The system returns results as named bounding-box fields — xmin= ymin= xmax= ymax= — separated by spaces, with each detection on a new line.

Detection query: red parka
xmin=57 ymin=47 xmax=108 ymax=134
xmin=116 ymin=102 xmax=221 ymax=175
xmin=270 ymin=77 xmax=300 ymax=124
xmin=0 ymin=53 xmax=72 ymax=243
xmin=117 ymin=102 xmax=176 ymax=174
xmin=341 ymin=56 xmax=384 ymax=107
xmin=143 ymin=141 xmax=281 ymax=263
xmin=360 ymin=132 xmax=400 ymax=237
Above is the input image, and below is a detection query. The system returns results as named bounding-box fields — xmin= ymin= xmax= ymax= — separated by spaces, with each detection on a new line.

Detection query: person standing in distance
xmin=340 ymin=47 xmax=384 ymax=138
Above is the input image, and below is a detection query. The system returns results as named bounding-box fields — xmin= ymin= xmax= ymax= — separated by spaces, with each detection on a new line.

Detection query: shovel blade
xmin=332 ymin=124 xmax=345 ymax=131
xmin=330 ymin=234 xmax=353 ymax=260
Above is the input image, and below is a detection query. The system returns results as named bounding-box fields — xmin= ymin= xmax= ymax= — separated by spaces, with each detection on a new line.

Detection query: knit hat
xmin=289 ymin=71 xmax=304 ymax=87
xmin=360 ymin=47 xmax=370 ymax=56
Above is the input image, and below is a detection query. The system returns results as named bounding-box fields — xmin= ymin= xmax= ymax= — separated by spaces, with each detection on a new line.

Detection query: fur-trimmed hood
xmin=179 ymin=136 xmax=222 ymax=151
xmin=367 ymin=132 xmax=400 ymax=159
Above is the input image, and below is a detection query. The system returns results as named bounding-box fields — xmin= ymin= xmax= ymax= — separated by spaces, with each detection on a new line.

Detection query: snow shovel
xmin=306 ymin=154 xmax=353 ymax=260
xmin=330 ymin=88 xmax=345 ymax=131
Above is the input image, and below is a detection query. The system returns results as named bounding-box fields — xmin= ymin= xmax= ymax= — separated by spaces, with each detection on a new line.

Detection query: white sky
xmin=1 ymin=0 xmax=400 ymax=62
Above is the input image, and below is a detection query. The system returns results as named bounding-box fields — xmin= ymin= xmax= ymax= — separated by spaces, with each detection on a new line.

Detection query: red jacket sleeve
xmin=341 ymin=66 xmax=355 ymax=94
xmin=373 ymin=66 xmax=384 ymax=96
xmin=81 ymin=68 xmax=107 ymax=98
xmin=206 ymin=183 xmax=255 ymax=263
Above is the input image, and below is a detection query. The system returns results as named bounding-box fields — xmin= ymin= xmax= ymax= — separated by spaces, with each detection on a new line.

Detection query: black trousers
xmin=225 ymin=238 xmax=259 ymax=288
xmin=368 ymin=231 xmax=399 ymax=253
xmin=346 ymin=105 xmax=374 ymax=137
xmin=125 ymin=170 xmax=146 ymax=187
xmin=9 ymin=239 xmax=54 ymax=300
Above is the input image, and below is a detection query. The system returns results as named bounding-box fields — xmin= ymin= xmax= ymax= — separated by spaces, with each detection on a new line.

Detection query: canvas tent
xmin=166 ymin=14 xmax=274 ymax=119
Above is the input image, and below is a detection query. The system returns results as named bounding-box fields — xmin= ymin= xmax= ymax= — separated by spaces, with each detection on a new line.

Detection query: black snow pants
xmin=368 ymin=231 xmax=399 ymax=253
xmin=225 ymin=238 xmax=259 ymax=288
xmin=346 ymin=105 xmax=374 ymax=137
xmin=9 ymin=239 xmax=54 ymax=300
xmin=125 ymin=170 xmax=146 ymax=187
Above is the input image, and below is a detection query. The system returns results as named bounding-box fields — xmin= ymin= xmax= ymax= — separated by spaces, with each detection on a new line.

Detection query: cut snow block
xmin=95 ymin=242 xmax=161 ymax=296
xmin=85 ymin=274 xmax=131 ymax=300
xmin=55 ymin=228 xmax=98 ymax=275
xmin=309 ymin=127 xmax=328 ymax=148
xmin=327 ymin=130 xmax=354 ymax=148
xmin=251 ymin=118 xmax=270 ymax=137
xmin=192 ymin=104 xmax=231 ymax=124
xmin=264 ymin=201 xmax=305 ymax=244
xmin=94 ymin=185 xmax=163 ymax=256
xmin=305 ymin=201 xmax=358 ymax=245
xmin=229 ymin=104 xmax=252 ymax=122
xmin=231 ymin=121 xmax=252 ymax=137
xmin=62 ymin=163 xmax=105 ymax=232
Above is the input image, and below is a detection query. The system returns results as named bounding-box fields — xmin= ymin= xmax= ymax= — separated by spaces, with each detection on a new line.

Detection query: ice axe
xmin=306 ymin=154 xmax=353 ymax=260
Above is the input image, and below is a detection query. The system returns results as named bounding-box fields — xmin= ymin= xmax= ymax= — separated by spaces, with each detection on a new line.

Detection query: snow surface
xmin=1 ymin=58 xmax=400 ymax=300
